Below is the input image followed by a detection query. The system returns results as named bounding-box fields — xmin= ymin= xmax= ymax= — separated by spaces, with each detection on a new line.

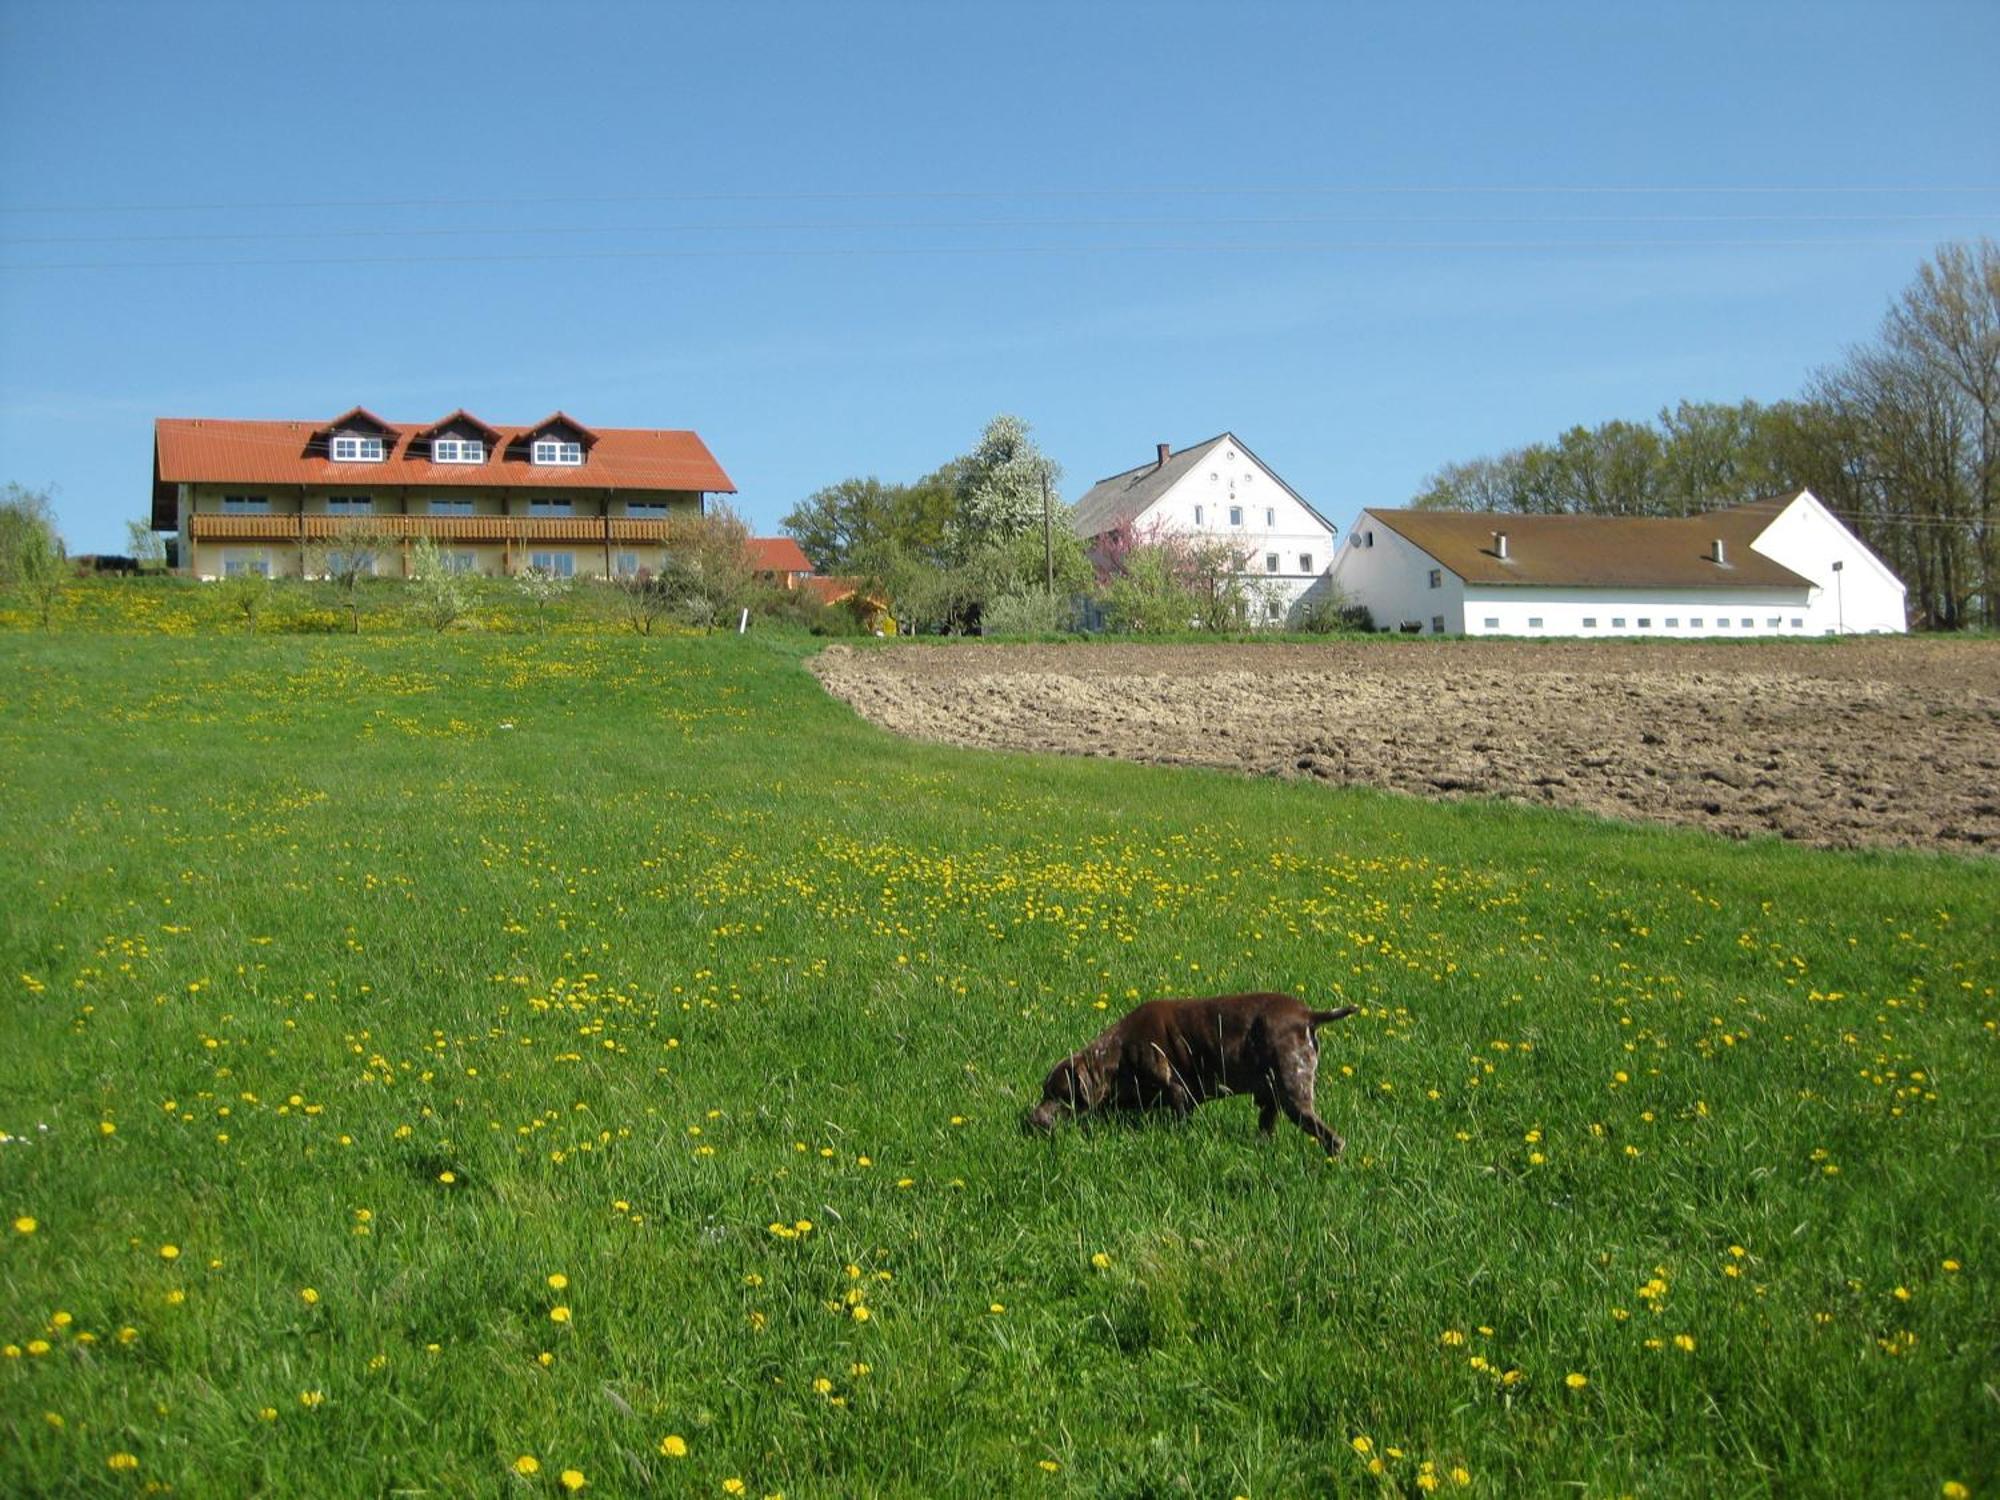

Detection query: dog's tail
xmin=1308 ymin=1005 xmax=1359 ymax=1030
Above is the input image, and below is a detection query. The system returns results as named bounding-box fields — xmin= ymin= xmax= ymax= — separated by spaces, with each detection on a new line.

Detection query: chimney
xmin=1713 ymin=537 xmax=1728 ymax=566
xmin=1155 ymin=442 xmax=1171 ymax=470
xmin=1493 ymin=530 xmax=1509 ymax=560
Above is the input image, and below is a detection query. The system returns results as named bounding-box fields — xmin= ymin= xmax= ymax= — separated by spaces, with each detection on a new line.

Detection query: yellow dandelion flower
xmin=1674 ymin=1334 xmax=1696 ymax=1352
xmin=660 ymin=1434 xmax=689 ymax=1458
xmin=1091 ymin=1252 xmax=1111 ymax=1269
xmin=27 ymin=1339 xmax=51 ymax=1355
xmin=1039 ymin=1459 xmax=1061 ymax=1472
xmin=1942 ymin=1485 xmax=1969 ymax=1500
xmin=549 ymin=1306 xmax=571 ymax=1324
xmin=560 ymin=1469 xmax=586 ymax=1491
xmin=1942 ymin=1259 xmax=1960 ymax=1273
xmin=258 ymin=1407 xmax=277 ymax=1421
xmin=1565 ymin=1372 xmax=1589 ymax=1390
xmin=1351 ymin=1435 xmax=1373 ymax=1455
xmin=724 ymin=1480 xmax=747 ymax=1496
xmin=850 ymin=1305 xmax=871 ymax=1322
xmin=812 ymin=1377 xmax=833 ymax=1395
xmin=100 ymin=1121 xmax=116 ymax=1136
xmin=107 ymin=1453 xmax=139 ymax=1472
xmin=158 ymin=1244 xmax=179 ymax=1260
xmin=988 ymin=1303 xmax=1005 ymax=1315
xmin=300 ymin=1288 xmax=319 ymax=1305
xmin=514 ymin=1455 xmax=541 ymax=1476
xmin=1451 ymin=1467 xmax=1472 ymax=1486
xmin=299 ymin=1390 xmax=324 ymax=1408
xmin=12 ymin=1216 xmax=35 ymax=1235
xmin=548 ymin=1273 xmax=569 ymax=1291
xmin=1439 ymin=1329 xmax=1465 ymax=1346
xmin=438 ymin=1171 xmax=456 ymax=1184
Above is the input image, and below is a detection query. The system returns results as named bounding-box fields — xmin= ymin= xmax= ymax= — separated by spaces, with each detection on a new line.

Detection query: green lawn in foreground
xmin=0 ymin=632 xmax=1994 ymax=1499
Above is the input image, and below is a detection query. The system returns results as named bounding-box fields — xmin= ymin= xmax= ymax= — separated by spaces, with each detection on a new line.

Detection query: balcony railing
xmin=190 ymin=514 xmax=672 ymax=544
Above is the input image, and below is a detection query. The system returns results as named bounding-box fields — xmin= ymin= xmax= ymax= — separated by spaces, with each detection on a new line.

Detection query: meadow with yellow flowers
xmin=1 ymin=627 xmax=1994 ymax=1498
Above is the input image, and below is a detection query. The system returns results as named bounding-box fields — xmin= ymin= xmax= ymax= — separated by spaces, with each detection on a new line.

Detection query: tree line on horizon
xmin=1412 ymin=240 xmax=1998 ymax=630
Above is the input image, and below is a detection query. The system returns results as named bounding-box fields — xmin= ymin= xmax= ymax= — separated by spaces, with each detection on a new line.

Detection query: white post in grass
xmin=738 ymin=607 xmax=749 ymax=634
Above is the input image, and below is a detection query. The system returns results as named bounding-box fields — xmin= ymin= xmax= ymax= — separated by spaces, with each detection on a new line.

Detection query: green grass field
xmin=2 ymin=630 xmax=1994 ymax=1498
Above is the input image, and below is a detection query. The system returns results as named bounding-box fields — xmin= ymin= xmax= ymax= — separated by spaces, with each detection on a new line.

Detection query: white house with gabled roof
xmin=1070 ymin=433 xmax=1338 ymax=624
xmin=1329 ymin=489 xmax=1906 ymax=637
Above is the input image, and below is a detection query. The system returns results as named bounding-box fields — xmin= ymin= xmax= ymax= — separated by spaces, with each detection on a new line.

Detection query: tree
xmin=303 ymin=522 xmax=397 ymax=633
xmin=408 ymin=537 xmax=471 ymax=633
xmin=781 ymin=471 xmax=959 ymax=574
xmin=515 ymin=564 xmax=572 ymax=628
xmin=219 ymin=571 xmax=270 ymax=633
xmin=949 ymin=415 xmax=1063 ymax=560
xmin=1 ymin=484 xmax=61 ymax=586
xmin=125 ymin=519 xmax=168 ymax=572
xmin=2 ymin=485 xmax=66 ymax=628
xmin=655 ymin=504 xmax=757 ymax=630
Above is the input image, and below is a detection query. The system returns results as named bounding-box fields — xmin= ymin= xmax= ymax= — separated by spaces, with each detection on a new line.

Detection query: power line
xmin=5 ymin=184 xmax=2000 ymax=216
xmin=5 ymin=211 xmax=1993 ymax=248
xmin=1 ymin=236 xmax=1957 ymax=274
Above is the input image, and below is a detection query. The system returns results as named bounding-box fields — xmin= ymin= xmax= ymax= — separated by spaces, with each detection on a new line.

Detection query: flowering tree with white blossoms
xmin=949 ymin=414 xmax=1063 ymax=561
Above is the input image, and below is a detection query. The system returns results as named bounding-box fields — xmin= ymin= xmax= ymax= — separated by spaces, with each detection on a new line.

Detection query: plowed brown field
xmin=811 ymin=638 xmax=2000 ymax=854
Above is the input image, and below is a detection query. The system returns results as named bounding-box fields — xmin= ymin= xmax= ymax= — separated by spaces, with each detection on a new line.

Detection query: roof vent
xmin=1493 ymin=530 xmax=1510 ymax=560
xmin=1156 ymin=442 xmax=1171 ymax=470
xmin=1713 ymin=537 xmax=1729 ymax=567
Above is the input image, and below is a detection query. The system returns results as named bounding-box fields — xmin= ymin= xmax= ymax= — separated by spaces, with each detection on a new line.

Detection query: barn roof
xmin=1359 ymin=501 xmax=1816 ymax=591
xmin=152 ymin=414 xmax=735 ymax=527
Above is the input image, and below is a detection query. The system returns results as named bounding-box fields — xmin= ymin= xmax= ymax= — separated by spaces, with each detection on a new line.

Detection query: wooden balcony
xmin=190 ymin=514 xmax=672 ymax=544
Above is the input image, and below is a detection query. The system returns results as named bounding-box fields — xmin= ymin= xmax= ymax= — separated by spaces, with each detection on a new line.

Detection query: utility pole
xmin=1041 ymin=470 xmax=1054 ymax=592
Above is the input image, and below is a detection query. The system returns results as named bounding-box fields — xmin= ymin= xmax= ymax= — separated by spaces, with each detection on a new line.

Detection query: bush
xmin=980 ymin=589 xmax=1069 ymax=637
xmin=1293 ymin=595 xmax=1373 ymax=635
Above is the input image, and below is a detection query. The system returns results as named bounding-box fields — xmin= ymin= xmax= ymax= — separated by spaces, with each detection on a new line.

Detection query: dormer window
xmin=331 ymin=434 xmax=384 ymax=462
xmin=533 ymin=439 xmax=584 ymax=466
xmin=433 ymin=438 xmax=485 ymax=464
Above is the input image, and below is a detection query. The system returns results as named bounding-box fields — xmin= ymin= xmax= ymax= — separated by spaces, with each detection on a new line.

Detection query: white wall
xmin=1328 ymin=514 xmax=1465 ymax=632
xmin=1459 ymin=587 xmax=1813 ymax=637
xmin=1140 ymin=436 xmax=1335 ymax=623
xmin=1748 ymin=490 xmax=1908 ymax=633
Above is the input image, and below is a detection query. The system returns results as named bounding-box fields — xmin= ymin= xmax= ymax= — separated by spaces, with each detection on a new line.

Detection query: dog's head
xmin=1024 ymin=1053 xmax=1104 ymax=1132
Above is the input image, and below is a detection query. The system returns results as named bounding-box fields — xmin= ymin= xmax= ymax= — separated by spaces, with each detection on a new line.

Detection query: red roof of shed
xmin=747 ymin=537 xmax=813 ymax=574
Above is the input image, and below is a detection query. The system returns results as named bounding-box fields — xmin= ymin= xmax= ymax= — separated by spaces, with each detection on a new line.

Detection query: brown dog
xmin=1024 ymin=992 xmax=1358 ymax=1154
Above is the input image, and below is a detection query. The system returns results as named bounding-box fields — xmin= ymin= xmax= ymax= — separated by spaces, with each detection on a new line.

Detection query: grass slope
xmin=1 ymin=632 xmax=1994 ymax=1499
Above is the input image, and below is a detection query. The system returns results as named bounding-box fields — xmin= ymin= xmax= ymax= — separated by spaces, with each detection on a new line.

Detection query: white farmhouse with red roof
xmin=1329 ymin=491 xmax=1906 ymax=637
xmin=151 ymin=406 xmax=735 ymax=581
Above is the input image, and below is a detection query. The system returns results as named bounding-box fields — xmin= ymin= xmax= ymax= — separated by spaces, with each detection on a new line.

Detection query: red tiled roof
xmin=152 ymin=415 xmax=735 ymax=527
xmin=802 ymin=575 xmax=864 ymax=604
xmin=747 ymin=537 xmax=813 ymax=573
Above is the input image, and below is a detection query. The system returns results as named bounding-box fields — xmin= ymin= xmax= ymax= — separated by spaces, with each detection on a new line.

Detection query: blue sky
xmin=2 ymin=0 xmax=1996 ymax=554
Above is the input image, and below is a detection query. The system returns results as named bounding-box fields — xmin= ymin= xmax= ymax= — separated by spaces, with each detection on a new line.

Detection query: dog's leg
xmin=1255 ymin=1092 xmax=1279 ymax=1136
xmin=1275 ymin=1050 xmax=1345 ymax=1157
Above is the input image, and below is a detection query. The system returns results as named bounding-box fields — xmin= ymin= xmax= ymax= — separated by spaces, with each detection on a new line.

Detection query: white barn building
xmin=1329 ymin=490 xmax=1906 ymax=637
xmin=1071 ymin=433 xmax=1338 ymax=625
